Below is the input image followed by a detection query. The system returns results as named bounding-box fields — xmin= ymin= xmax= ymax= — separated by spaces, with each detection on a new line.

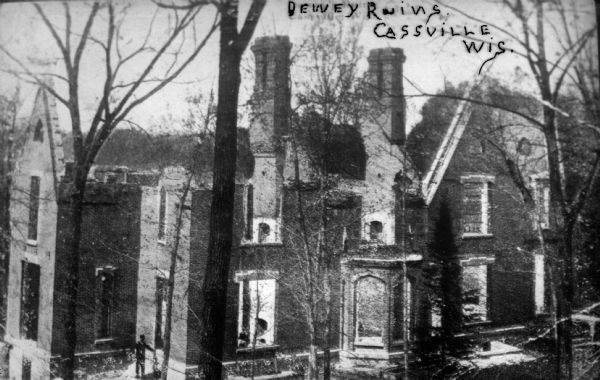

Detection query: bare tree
xmin=160 ymin=173 xmax=192 ymax=380
xmin=0 ymin=2 xmax=218 ymax=378
xmin=158 ymin=91 xmax=215 ymax=380
xmin=157 ymin=1 xmax=269 ymax=378
xmin=283 ymin=20 xmax=367 ymax=380
xmin=193 ymin=0 xmax=266 ymax=378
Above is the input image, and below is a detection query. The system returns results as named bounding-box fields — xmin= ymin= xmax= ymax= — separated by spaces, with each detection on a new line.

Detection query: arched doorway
xmin=354 ymin=276 xmax=386 ymax=346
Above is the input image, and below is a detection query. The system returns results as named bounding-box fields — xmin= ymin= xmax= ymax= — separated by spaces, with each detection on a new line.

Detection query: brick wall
xmin=186 ymin=184 xmax=246 ymax=364
xmin=52 ymin=182 xmax=142 ymax=355
xmin=136 ymin=170 xmax=191 ymax=376
xmin=426 ymin=123 xmax=536 ymax=326
xmin=234 ymin=188 xmax=363 ymax=354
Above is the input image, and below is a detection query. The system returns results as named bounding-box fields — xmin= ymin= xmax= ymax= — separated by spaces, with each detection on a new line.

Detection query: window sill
xmin=26 ymin=239 xmax=38 ymax=247
xmin=236 ymin=344 xmax=279 ymax=353
xmin=391 ymin=339 xmax=409 ymax=347
xmin=360 ymin=241 xmax=387 ymax=247
xmin=354 ymin=337 xmax=384 ymax=347
xmin=94 ymin=338 xmax=116 ymax=345
xmin=240 ymin=241 xmax=283 ymax=247
xmin=461 ymin=233 xmax=493 ymax=239
xmin=463 ymin=320 xmax=492 ymax=328
xmin=354 ymin=342 xmax=384 ymax=348
xmin=358 ymin=242 xmax=397 ymax=250
xmin=18 ymin=337 xmax=38 ymax=344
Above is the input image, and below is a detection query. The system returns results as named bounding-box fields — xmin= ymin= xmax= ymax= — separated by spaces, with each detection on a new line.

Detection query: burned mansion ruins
xmin=2 ymin=35 xmax=554 ymax=379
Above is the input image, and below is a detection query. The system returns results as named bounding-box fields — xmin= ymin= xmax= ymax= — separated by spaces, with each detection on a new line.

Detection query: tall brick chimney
xmin=367 ymin=48 xmax=406 ymax=145
xmin=248 ymin=36 xmax=292 ymax=226
xmin=249 ymin=35 xmax=291 ymax=154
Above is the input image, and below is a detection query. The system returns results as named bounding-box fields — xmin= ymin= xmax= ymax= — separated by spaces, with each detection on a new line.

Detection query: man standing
xmin=135 ymin=334 xmax=154 ymax=378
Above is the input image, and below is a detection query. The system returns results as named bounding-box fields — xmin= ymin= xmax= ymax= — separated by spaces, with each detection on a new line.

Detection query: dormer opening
xmin=33 ymin=119 xmax=43 ymax=142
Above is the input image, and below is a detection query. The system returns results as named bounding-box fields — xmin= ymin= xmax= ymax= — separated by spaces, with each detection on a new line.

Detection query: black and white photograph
xmin=0 ymin=0 xmax=598 ymax=379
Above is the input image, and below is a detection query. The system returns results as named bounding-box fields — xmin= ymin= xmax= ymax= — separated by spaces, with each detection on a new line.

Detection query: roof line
xmin=40 ymin=84 xmax=66 ymax=199
xmin=421 ymin=82 xmax=477 ymax=205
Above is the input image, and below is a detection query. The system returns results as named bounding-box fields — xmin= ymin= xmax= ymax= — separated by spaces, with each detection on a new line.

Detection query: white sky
xmin=0 ymin=0 xmax=596 ymax=133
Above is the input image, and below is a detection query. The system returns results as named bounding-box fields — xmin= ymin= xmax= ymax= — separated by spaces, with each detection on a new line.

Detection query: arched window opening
xmin=158 ymin=187 xmax=167 ymax=241
xmin=369 ymin=221 xmax=383 ymax=242
xmin=392 ymin=280 xmax=412 ymax=341
xmin=355 ymin=276 xmax=385 ymax=346
xmin=462 ymin=264 xmax=488 ymax=323
xmin=33 ymin=119 xmax=43 ymax=142
xmin=237 ymin=277 xmax=276 ymax=347
xmin=97 ymin=270 xmax=115 ymax=338
xmin=244 ymin=185 xmax=254 ymax=240
xmin=27 ymin=176 xmax=40 ymax=242
xmin=461 ymin=175 xmax=494 ymax=236
xmin=517 ymin=137 xmax=532 ymax=156
xmin=258 ymin=222 xmax=271 ymax=243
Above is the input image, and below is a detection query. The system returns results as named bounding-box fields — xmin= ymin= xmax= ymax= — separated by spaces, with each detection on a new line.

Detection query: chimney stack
xmin=367 ymin=48 xmax=406 ymax=145
xmin=248 ymin=36 xmax=292 ymax=224
xmin=250 ymin=36 xmax=291 ymax=153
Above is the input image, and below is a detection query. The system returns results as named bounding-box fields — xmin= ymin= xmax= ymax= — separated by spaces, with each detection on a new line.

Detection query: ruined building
xmin=3 ymin=35 xmax=550 ymax=379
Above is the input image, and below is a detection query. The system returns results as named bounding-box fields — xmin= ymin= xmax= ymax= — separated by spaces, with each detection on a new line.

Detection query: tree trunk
xmin=307 ymin=342 xmax=319 ymax=380
xmin=556 ymin=224 xmax=575 ymax=380
xmin=322 ymin=269 xmax=332 ymax=380
xmin=0 ymin=160 xmax=8 ymax=338
xmin=0 ymin=97 xmax=16 ymax=338
xmin=250 ymin=284 xmax=261 ymax=380
xmin=323 ymin=287 xmax=332 ymax=380
xmin=321 ymin=201 xmax=332 ymax=380
xmin=198 ymin=5 xmax=241 ymax=379
xmin=161 ymin=177 xmax=192 ymax=380
xmin=540 ymin=101 xmax=576 ymax=379
xmin=62 ymin=178 xmax=86 ymax=380
xmin=323 ymin=346 xmax=331 ymax=380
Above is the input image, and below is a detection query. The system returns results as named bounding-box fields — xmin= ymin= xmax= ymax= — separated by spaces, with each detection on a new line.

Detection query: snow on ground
xmin=459 ymin=341 xmax=538 ymax=369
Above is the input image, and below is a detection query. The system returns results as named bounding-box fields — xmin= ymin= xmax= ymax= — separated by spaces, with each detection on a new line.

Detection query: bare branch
xmin=73 ymin=2 xmax=100 ymax=76
xmin=486 ymin=137 xmax=534 ymax=204
xmin=153 ymin=0 xmax=216 ymax=10
xmin=0 ymin=46 xmax=69 ymax=107
xmin=568 ymin=150 xmax=600 ymax=223
xmin=404 ymin=90 xmax=545 ymax=129
xmin=113 ymin=11 xmax=219 ymax=122
xmin=109 ymin=6 xmax=201 ymax=121
xmin=33 ymin=3 xmax=71 ymax=72
xmin=237 ymin=0 xmax=267 ymax=53
xmin=551 ymin=27 xmax=597 ymax=102
xmin=0 ymin=68 xmax=68 ymax=84
xmin=85 ymin=7 xmax=219 ymax=169
xmin=437 ymin=0 xmax=531 ymax=53
xmin=84 ymin=2 xmax=114 ymax=152
xmin=63 ymin=2 xmax=72 ymax=57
